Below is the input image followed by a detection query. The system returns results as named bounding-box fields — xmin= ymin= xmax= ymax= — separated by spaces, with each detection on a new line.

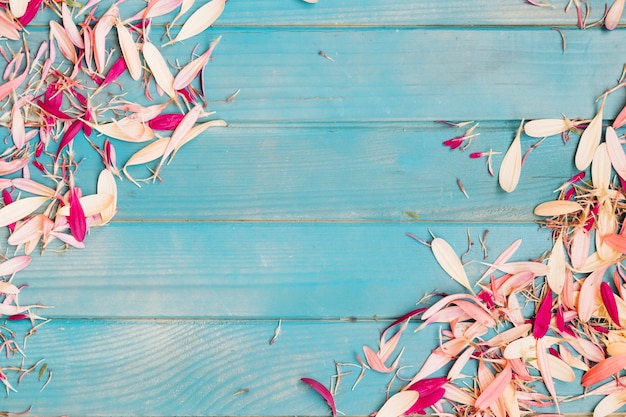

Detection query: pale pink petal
xmin=173 ymin=36 xmax=221 ymax=90
xmin=0 ymin=255 xmax=31 ymax=277
xmin=536 ymin=338 xmax=558 ymax=407
xmin=12 ymin=178 xmax=56 ymax=198
xmin=62 ymin=3 xmax=84 ymax=48
xmin=49 ymin=21 xmax=78 ymax=64
xmin=116 ymin=23 xmax=141 ymax=81
xmin=578 ymin=265 xmax=609 ymax=322
xmin=7 ymin=215 xmax=44 ymax=246
xmin=479 ymin=238 xmax=522 ymax=281
xmin=94 ymin=5 xmax=118 ymax=74
xmin=605 ymin=0 xmax=626 ymax=29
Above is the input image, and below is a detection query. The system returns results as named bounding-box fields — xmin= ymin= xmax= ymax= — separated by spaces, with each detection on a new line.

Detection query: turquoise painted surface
xmin=1 ymin=0 xmax=622 ymax=415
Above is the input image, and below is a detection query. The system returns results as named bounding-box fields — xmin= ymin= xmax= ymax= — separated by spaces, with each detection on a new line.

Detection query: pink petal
xmin=474 ymin=362 xmax=512 ymax=411
xmin=582 ymin=353 xmax=626 ymax=386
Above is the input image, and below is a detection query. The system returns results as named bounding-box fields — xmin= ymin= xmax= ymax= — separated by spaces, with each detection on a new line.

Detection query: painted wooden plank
xmin=4 ymin=28 xmax=624 ymax=122
xmin=89 ymin=122 xmax=576 ymax=221
xmin=16 ymin=222 xmax=552 ymax=319
xmin=26 ymin=0 xmax=609 ymax=27
xmin=1 ymin=319 xmax=599 ymax=415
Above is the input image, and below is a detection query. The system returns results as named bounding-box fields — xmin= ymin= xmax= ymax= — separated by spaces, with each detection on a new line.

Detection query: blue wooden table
xmin=2 ymin=0 xmax=624 ymax=415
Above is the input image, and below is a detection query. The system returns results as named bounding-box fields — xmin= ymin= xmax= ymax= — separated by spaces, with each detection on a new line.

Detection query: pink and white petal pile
xmin=302 ymin=77 xmax=626 ymax=416
xmin=0 ymin=0 xmax=227 ymax=250
xmin=0 ymin=0 xmax=229 ymax=395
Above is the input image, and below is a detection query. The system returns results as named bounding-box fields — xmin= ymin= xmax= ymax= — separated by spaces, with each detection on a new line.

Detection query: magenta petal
xmin=406 ymin=376 xmax=448 ymax=394
xmin=56 ymin=120 xmax=84 ymax=159
xmin=533 ymin=290 xmax=552 ymax=339
xmin=2 ymin=190 xmax=15 ymax=232
xmin=147 ymin=113 xmax=186 ymax=131
xmin=404 ymin=386 xmax=446 ymax=415
xmin=69 ymin=187 xmax=87 ymax=243
xmin=7 ymin=313 xmax=29 ymax=321
xmin=102 ymin=57 xmax=128 ymax=87
xmin=301 ymin=377 xmax=336 ymax=417
xmin=442 ymin=137 xmax=463 ymax=149
xmin=600 ymin=282 xmax=621 ymax=326
xmin=37 ymin=100 xmax=73 ymax=120
xmin=556 ymin=303 xmax=566 ymax=333
xmin=383 ymin=307 xmax=426 ymax=334
xmin=83 ymin=108 xmax=93 ymax=136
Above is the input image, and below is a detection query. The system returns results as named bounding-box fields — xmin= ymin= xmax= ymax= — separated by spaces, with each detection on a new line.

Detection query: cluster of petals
xmin=303 ymin=77 xmax=626 ymax=417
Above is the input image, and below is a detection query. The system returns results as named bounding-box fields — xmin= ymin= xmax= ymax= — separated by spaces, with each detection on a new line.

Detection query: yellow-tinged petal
xmin=498 ymin=121 xmax=523 ymax=193
xmin=9 ymin=0 xmax=28 ymax=18
xmin=524 ymin=118 xmax=571 ymax=138
xmin=97 ymin=169 xmax=117 ymax=225
xmin=546 ymin=234 xmax=566 ymax=294
xmin=534 ymin=200 xmax=583 ymax=217
xmin=431 ymin=237 xmax=473 ymax=293
xmin=606 ymin=126 xmax=626 ymax=181
xmin=0 ymin=196 xmax=49 ymax=228
xmin=501 ymin=382 xmax=520 ymax=417
xmin=594 ymin=392 xmax=626 ymax=417
xmin=576 ymin=100 xmax=605 ymax=171
xmin=502 ymin=335 xmax=560 ymax=360
xmin=375 ymin=391 xmax=419 ymax=417
xmin=57 ymin=194 xmax=114 ymax=217
xmin=91 ymin=120 xmax=155 ymax=142
xmin=142 ymin=41 xmax=176 ymax=98
xmin=163 ymin=0 xmax=226 ymax=46
xmin=592 ymin=142 xmax=611 ymax=192
xmin=117 ymin=23 xmax=142 ymax=81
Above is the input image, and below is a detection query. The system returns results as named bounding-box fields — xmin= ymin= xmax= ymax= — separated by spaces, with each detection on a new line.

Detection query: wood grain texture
xmin=1 ymin=1 xmax=621 ymax=415
xmin=7 ymin=28 xmax=625 ymax=123
xmin=0 ymin=319 xmax=598 ymax=416
xmin=28 ymin=0 xmax=611 ymax=27
xmin=94 ymin=123 xmax=576 ymax=221
xmin=15 ymin=222 xmax=551 ymax=319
